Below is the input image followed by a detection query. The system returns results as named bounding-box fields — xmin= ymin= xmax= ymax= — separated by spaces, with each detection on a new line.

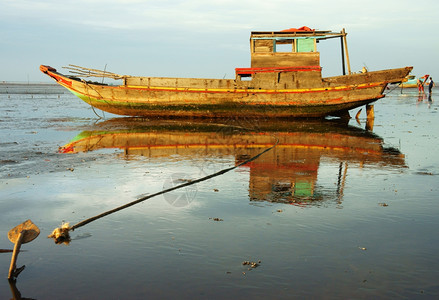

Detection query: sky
xmin=1 ymin=0 xmax=438 ymax=82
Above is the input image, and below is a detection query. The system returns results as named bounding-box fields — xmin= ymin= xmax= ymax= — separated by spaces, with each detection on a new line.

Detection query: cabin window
xmin=274 ymin=39 xmax=294 ymax=53
xmin=237 ymin=73 xmax=252 ymax=81
xmin=240 ymin=75 xmax=252 ymax=81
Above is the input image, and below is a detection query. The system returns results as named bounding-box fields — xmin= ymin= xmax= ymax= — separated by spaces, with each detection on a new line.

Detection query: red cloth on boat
xmin=281 ymin=26 xmax=314 ymax=32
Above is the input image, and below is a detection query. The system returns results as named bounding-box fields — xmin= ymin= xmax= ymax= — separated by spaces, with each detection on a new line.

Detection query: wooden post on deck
xmin=340 ymin=36 xmax=346 ymax=75
xmin=342 ymin=29 xmax=351 ymax=75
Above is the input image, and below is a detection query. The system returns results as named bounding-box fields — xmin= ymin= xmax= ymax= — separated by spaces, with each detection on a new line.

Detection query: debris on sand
xmin=48 ymin=222 xmax=71 ymax=245
xmin=242 ymin=260 xmax=261 ymax=269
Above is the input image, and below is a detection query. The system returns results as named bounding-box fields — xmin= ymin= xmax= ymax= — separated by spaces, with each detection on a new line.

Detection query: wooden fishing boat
xmin=40 ymin=27 xmax=412 ymax=118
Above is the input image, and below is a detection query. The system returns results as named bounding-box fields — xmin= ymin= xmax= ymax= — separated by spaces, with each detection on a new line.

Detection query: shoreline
xmin=0 ymin=82 xmax=65 ymax=94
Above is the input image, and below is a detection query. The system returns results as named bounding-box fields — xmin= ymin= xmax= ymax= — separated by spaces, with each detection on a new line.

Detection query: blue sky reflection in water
xmin=0 ymin=85 xmax=439 ymax=298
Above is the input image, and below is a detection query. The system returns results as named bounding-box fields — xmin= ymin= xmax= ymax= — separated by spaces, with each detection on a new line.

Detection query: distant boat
xmin=400 ymin=75 xmax=430 ymax=88
xmin=40 ymin=27 xmax=412 ymax=118
xmin=400 ymin=75 xmax=418 ymax=88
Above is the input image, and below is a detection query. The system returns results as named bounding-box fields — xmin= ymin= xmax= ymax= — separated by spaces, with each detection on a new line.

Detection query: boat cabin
xmin=235 ymin=27 xmax=350 ymax=89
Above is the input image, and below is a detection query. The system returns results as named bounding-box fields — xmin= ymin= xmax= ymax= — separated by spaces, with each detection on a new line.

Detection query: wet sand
xmin=1 ymin=85 xmax=438 ymax=298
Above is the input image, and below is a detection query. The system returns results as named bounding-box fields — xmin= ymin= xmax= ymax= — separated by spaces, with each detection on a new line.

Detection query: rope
xmin=90 ymin=105 xmax=104 ymax=119
xmin=49 ymin=136 xmax=279 ymax=243
xmin=82 ymin=80 xmax=106 ymax=119
xmin=383 ymin=82 xmax=402 ymax=95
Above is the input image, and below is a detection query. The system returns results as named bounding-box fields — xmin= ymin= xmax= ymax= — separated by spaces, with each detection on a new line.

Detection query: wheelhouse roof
xmin=250 ymin=28 xmax=344 ymax=41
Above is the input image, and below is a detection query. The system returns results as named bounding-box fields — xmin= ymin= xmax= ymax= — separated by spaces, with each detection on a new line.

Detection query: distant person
xmin=417 ymin=79 xmax=425 ymax=94
xmin=428 ymin=78 xmax=434 ymax=94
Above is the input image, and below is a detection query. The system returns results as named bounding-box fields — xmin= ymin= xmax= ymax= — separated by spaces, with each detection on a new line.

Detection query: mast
xmin=341 ymin=28 xmax=351 ymax=75
xmin=340 ymin=35 xmax=346 ymax=75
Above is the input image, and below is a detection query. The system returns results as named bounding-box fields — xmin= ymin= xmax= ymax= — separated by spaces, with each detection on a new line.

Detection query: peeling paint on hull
xmin=39 ymin=67 xmax=409 ymax=118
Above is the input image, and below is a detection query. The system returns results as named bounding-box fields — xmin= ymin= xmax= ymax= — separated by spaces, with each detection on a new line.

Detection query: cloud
xmin=1 ymin=0 xmax=438 ymax=81
xmin=4 ymin=0 xmax=436 ymax=34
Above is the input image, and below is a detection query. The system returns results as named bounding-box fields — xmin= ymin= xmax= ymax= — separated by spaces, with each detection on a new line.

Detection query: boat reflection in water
xmin=60 ymin=118 xmax=406 ymax=206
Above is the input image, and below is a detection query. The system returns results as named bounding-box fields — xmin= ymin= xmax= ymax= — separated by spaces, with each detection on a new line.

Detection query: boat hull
xmin=40 ymin=65 xmax=412 ymax=118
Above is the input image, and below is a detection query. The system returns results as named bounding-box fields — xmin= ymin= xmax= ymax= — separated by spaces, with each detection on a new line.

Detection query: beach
xmin=1 ymin=84 xmax=438 ymax=299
